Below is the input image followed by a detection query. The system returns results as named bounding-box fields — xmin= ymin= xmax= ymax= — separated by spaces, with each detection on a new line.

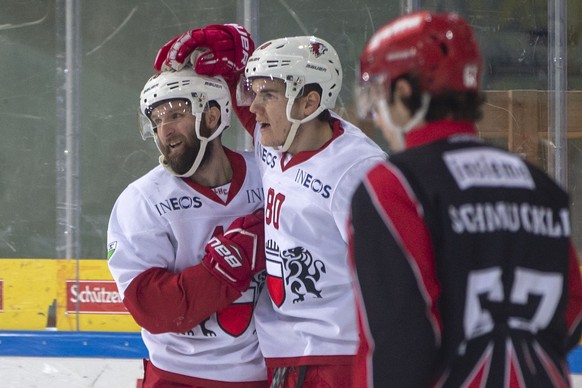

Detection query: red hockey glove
xmin=154 ymin=23 xmax=254 ymax=81
xmin=202 ymin=209 xmax=265 ymax=292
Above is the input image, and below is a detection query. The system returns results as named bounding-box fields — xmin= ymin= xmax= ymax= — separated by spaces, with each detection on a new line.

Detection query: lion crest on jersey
xmin=265 ymin=240 xmax=326 ymax=306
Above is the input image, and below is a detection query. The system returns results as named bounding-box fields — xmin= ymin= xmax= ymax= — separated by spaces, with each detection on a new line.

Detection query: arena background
xmin=1 ymin=0 xmax=581 ymax=386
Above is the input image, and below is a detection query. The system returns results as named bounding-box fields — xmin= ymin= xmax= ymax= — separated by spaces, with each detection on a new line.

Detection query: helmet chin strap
xmin=403 ymin=93 xmax=431 ymax=134
xmin=376 ymin=93 xmax=431 ymax=152
xmin=280 ymin=120 xmax=301 ymax=153
xmin=280 ymin=96 xmax=325 ymax=153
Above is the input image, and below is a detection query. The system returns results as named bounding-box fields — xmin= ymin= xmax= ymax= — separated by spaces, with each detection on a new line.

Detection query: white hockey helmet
xmin=241 ymin=36 xmax=342 ymax=151
xmin=138 ymin=67 xmax=231 ymax=177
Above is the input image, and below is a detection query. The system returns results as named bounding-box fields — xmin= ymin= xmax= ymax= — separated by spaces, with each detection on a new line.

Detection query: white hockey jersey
xmin=107 ymin=149 xmax=266 ymax=382
xmin=252 ymin=115 xmax=386 ymax=364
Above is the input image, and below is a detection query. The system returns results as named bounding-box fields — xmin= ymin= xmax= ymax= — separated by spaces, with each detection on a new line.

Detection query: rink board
xmin=0 ymin=258 xmax=139 ymax=332
xmin=0 ymin=331 xmax=580 ymax=374
xmin=0 ymin=331 xmax=147 ymax=358
xmin=1 ymin=258 xmax=582 ymax=373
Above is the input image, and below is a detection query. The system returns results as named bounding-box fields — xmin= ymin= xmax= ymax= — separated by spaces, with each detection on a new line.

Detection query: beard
xmin=160 ymin=135 xmax=208 ymax=176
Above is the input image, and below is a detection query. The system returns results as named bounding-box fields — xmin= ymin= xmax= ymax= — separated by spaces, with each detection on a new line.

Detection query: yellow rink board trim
xmin=0 ymin=259 xmax=140 ymax=332
xmin=1 ymin=259 xmax=582 ymax=338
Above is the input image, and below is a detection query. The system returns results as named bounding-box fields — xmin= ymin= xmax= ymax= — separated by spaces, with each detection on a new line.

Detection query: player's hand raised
xmin=202 ymin=209 xmax=265 ymax=292
xmin=154 ymin=23 xmax=254 ymax=82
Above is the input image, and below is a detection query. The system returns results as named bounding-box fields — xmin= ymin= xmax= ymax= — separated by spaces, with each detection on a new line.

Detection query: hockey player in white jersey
xmin=107 ymin=65 xmax=268 ymax=387
xmin=154 ymin=25 xmax=386 ymax=387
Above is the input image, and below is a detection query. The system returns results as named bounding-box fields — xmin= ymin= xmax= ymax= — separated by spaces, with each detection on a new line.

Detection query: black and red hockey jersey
xmin=349 ymin=120 xmax=582 ymax=387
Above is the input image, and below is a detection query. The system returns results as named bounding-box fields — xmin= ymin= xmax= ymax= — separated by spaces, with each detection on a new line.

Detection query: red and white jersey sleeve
xmin=350 ymin=162 xmax=442 ymax=387
xmin=252 ymin=114 xmax=386 ymax=366
xmin=107 ymin=149 xmax=266 ymax=382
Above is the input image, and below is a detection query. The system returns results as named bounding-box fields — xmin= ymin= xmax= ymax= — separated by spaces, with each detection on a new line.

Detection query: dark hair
xmin=299 ymin=83 xmax=331 ymax=122
xmin=390 ymin=74 xmax=485 ymax=122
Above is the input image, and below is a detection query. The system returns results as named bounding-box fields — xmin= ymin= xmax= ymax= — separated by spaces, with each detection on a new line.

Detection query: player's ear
xmin=393 ymin=78 xmax=413 ymax=104
xmin=204 ymin=105 xmax=221 ymax=133
xmin=302 ymin=89 xmax=321 ymax=116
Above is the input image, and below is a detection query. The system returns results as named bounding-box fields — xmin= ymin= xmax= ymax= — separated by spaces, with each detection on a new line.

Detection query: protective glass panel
xmin=0 ymin=0 xmax=580 ymax=333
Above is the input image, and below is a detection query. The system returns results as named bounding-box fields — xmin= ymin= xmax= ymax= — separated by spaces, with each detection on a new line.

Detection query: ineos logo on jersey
xmin=258 ymin=145 xmax=277 ymax=168
xmin=155 ymin=196 xmax=202 ymax=215
xmin=246 ymin=187 xmax=264 ymax=204
xmin=294 ymin=168 xmax=332 ymax=198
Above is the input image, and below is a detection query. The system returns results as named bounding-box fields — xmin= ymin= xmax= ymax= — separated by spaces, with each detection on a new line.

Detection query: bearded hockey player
xmin=107 ymin=64 xmax=268 ymax=387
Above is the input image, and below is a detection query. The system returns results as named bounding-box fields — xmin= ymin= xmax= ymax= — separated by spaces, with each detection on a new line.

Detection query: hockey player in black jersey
xmin=349 ymin=11 xmax=582 ymax=388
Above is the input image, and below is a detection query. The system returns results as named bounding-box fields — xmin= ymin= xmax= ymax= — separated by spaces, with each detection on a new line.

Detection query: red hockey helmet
xmin=359 ymin=11 xmax=482 ymax=96
xmin=356 ymin=11 xmax=482 ymax=151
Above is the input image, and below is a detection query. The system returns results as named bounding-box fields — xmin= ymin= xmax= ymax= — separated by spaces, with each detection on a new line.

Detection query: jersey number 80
xmin=265 ymin=187 xmax=285 ymax=230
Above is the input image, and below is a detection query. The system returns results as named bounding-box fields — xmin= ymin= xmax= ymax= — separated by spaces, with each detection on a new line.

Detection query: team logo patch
xmin=217 ymin=303 xmax=253 ymax=336
xmin=266 ymin=240 xmax=326 ymax=306
xmin=266 ymin=241 xmax=286 ymax=307
xmin=309 ymin=42 xmax=328 ymax=58
xmin=106 ymin=241 xmax=117 ymax=260
xmin=217 ymin=275 xmax=263 ymax=337
xmin=217 ymin=285 xmax=256 ymax=337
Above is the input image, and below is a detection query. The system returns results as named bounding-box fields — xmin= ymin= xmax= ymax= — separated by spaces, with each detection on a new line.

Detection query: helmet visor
xmin=236 ymin=75 xmax=291 ymax=107
xmin=138 ymin=99 xmax=193 ymax=140
xmin=355 ymin=72 xmax=389 ymax=121
xmin=236 ymin=75 xmax=256 ymax=107
xmin=137 ymin=109 xmax=154 ymax=140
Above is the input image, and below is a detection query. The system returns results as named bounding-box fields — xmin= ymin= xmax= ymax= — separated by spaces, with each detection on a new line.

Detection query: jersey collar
xmin=405 ymin=120 xmax=477 ymax=149
xmin=182 ymin=147 xmax=246 ymax=205
xmin=280 ymin=117 xmax=344 ymax=171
